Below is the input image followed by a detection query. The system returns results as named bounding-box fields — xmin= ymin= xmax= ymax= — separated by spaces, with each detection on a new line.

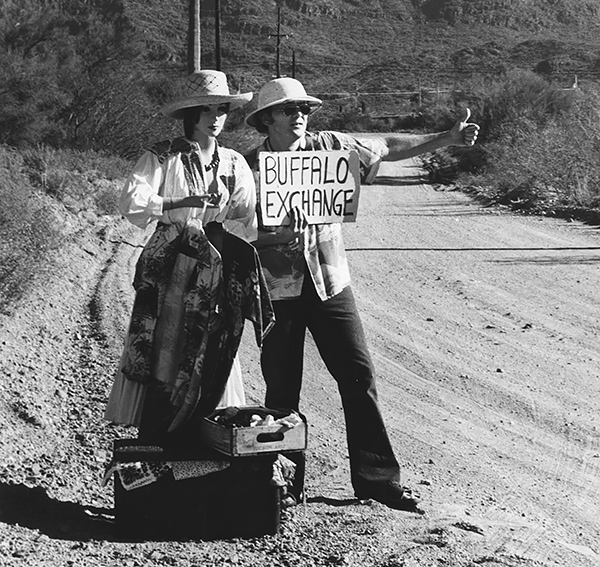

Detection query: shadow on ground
xmin=374 ymin=174 xmax=426 ymax=186
xmin=0 ymin=482 xmax=116 ymax=541
xmin=306 ymin=495 xmax=360 ymax=507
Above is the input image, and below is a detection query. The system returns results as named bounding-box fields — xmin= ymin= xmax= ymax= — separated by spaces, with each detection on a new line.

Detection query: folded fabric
xmin=103 ymin=460 xmax=171 ymax=491
xmin=170 ymin=460 xmax=230 ymax=481
xmin=271 ymin=454 xmax=297 ymax=489
xmin=103 ymin=459 xmax=231 ymax=491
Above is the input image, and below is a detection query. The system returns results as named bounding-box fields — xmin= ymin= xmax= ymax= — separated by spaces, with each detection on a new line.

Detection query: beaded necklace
xmin=204 ymin=141 xmax=220 ymax=172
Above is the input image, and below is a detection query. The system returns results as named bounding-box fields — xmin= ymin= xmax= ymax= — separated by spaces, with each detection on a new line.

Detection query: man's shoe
xmin=355 ymin=482 xmax=424 ymax=514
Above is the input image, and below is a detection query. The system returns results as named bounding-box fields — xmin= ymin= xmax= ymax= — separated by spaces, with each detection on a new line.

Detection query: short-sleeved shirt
xmin=246 ymin=131 xmax=386 ymax=301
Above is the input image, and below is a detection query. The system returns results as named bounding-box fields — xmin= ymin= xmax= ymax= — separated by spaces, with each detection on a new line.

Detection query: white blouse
xmin=119 ymin=139 xmax=257 ymax=242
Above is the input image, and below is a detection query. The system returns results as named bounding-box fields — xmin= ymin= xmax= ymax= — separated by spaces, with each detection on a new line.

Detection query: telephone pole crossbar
xmin=269 ymin=2 xmax=290 ymax=78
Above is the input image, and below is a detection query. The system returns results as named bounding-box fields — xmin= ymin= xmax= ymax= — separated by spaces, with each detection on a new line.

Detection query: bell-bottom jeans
xmin=261 ymin=275 xmax=401 ymax=496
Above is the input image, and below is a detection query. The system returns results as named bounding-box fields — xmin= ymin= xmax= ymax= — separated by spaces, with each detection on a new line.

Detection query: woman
xmin=105 ymin=70 xmax=273 ymax=443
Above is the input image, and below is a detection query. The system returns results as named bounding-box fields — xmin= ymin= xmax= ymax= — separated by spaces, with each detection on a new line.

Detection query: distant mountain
xmin=133 ymin=0 xmax=600 ymax=93
xmin=3 ymin=0 xmax=599 ymax=154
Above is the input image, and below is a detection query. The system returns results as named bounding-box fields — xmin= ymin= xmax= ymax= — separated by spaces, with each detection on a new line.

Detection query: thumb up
xmin=453 ymin=107 xmax=479 ymax=146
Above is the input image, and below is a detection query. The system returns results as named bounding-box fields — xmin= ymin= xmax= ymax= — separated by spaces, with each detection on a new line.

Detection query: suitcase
xmin=111 ymin=439 xmax=281 ymax=541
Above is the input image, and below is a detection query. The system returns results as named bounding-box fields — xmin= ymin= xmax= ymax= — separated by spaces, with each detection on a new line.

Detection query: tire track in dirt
xmin=3 ymin=161 xmax=599 ymax=566
xmin=338 ymin=159 xmax=600 ymax=565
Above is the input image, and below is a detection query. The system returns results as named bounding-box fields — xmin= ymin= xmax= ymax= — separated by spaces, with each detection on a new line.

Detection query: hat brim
xmin=161 ymin=92 xmax=253 ymax=120
xmin=245 ymin=95 xmax=323 ymax=128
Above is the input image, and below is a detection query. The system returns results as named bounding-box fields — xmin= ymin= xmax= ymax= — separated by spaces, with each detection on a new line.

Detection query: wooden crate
xmin=199 ymin=406 xmax=307 ymax=457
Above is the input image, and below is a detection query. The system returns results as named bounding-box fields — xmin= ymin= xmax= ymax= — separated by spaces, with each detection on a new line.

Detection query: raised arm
xmin=381 ymin=108 xmax=479 ymax=162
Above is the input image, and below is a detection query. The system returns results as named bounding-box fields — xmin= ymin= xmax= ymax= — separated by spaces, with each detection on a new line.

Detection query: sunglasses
xmin=276 ymin=104 xmax=314 ymax=116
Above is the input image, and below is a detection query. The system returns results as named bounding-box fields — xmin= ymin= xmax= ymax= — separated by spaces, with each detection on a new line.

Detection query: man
xmin=244 ymin=77 xmax=479 ymax=513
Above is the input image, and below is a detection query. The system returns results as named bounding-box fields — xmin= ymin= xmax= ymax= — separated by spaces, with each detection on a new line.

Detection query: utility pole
xmin=215 ymin=0 xmax=221 ymax=70
xmin=188 ymin=0 xmax=201 ymax=73
xmin=412 ymin=5 xmax=422 ymax=109
xmin=269 ymin=0 xmax=289 ymax=78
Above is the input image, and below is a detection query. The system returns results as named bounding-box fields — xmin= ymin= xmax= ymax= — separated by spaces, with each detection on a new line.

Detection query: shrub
xmin=0 ymin=146 xmax=61 ymax=312
xmin=417 ymin=71 xmax=600 ymax=217
xmin=0 ymin=144 xmax=128 ymax=312
xmin=466 ymin=82 xmax=600 ymax=213
xmin=18 ymin=145 xmax=128 ymax=213
xmin=461 ymin=70 xmax=571 ymax=145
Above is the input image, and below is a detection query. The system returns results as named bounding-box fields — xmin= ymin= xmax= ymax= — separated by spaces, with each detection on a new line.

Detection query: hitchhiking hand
xmin=452 ymin=108 xmax=479 ymax=146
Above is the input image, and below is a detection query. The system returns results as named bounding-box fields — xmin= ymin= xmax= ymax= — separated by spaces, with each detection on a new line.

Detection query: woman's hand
xmin=185 ymin=193 xmax=222 ymax=208
xmin=163 ymin=194 xmax=221 ymax=211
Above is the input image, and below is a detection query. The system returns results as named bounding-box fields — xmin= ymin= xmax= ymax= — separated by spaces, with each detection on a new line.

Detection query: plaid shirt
xmin=246 ymin=131 xmax=386 ymax=301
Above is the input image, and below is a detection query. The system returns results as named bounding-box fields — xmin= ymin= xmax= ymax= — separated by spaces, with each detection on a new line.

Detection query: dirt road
xmin=0 ymin=158 xmax=598 ymax=566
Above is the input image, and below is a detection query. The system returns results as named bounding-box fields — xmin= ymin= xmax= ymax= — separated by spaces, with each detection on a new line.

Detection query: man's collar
xmin=265 ymin=135 xmax=307 ymax=152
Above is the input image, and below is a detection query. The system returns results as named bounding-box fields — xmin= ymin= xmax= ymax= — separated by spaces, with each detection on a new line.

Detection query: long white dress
xmin=104 ymin=138 xmax=257 ymax=427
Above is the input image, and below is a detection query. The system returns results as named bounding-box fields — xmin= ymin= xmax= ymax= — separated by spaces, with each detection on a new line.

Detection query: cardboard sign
xmin=258 ymin=150 xmax=361 ymax=226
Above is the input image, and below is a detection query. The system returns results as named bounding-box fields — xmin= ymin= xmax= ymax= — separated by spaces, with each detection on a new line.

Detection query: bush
xmin=0 ymin=144 xmax=128 ymax=312
xmin=18 ymin=146 xmax=128 ymax=213
xmin=416 ymin=71 xmax=600 ymax=217
xmin=0 ymin=146 xmax=61 ymax=312
xmin=467 ymin=80 xmax=600 ymax=213
xmin=477 ymin=70 xmax=574 ymax=142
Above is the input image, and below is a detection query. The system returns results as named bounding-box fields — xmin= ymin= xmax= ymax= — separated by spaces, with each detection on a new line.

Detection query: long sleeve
xmin=120 ymin=142 xmax=258 ymax=237
xmin=220 ymin=149 xmax=258 ymax=242
xmin=119 ymin=152 xmax=166 ymax=229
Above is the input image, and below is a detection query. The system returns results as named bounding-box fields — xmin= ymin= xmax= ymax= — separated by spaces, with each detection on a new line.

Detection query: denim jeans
xmin=261 ymin=275 xmax=401 ymax=495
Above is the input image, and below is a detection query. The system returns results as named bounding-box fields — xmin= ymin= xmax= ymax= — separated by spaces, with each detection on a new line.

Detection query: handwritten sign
xmin=258 ymin=150 xmax=361 ymax=226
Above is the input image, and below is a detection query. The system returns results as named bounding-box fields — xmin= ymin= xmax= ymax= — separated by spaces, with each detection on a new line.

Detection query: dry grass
xmin=421 ymin=71 xmax=600 ymax=220
xmin=0 ymin=145 xmax=128 ymax=312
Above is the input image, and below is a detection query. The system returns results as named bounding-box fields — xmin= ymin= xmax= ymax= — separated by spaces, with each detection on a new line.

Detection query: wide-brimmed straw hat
xmin=245 ymin=77 xmax=322 ymax=128
xmin=161 ymin=70 xmax=253 ymax=120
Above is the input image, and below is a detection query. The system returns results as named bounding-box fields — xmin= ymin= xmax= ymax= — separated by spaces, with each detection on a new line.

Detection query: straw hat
xmin=245 ymin=77 xmax=322 ymax=128
xmin=161 ymin=70 xmax=253 ymax=120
